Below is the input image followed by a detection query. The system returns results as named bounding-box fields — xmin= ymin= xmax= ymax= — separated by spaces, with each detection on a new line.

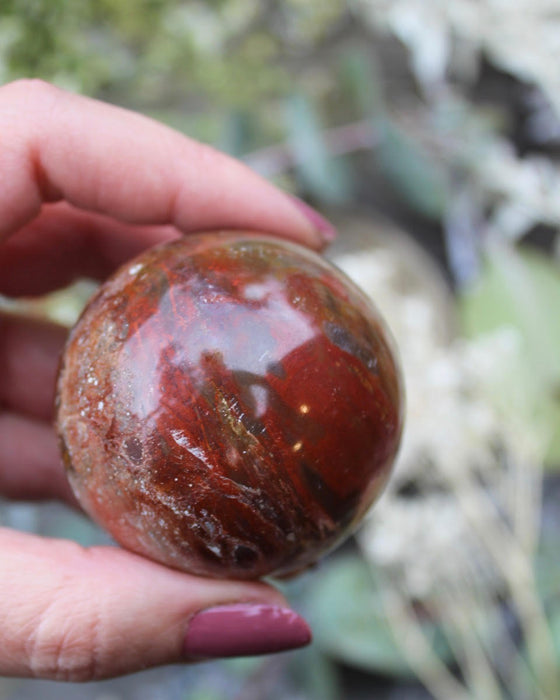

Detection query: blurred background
xmin=2 ymin=1 xmax=560 ymax=698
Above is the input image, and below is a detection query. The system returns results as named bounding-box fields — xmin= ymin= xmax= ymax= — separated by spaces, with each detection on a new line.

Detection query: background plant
xmin=2 ymin=1 xmax=560 ymax=698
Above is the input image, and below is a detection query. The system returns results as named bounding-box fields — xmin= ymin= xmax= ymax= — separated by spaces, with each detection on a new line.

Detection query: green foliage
xmin=286 ymin=93 xmax=353 ymax=204
xmin=339 ymin=45 xmax=449 ymax=220
xmin=4 ymin=2 xmax=560 ymax=697
xmin=41 ymin=508 xmax=106 ymax=547
xmin=459 ymin=246 xmax=560 ymax=467
xmin=291 ymin=647 xmax=342 ymax=700
xmin=0 ymin=2 xmax=453 ymax=214
xmin=185 ymin=690 xmax=228 ymax=700
xmin=0 ymin=0 xmax=290 ymax=119
xmin=338 ymin=48 xmax=386 ymax=123
xmin=307 ymin=554 xmax=452 ymax=677
xmin=376 ymin=121 xmax=448 ymax=220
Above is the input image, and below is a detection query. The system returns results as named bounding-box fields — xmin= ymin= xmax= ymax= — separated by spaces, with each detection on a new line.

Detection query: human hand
xmin=0 ymin=79 xmax=335 ymax=681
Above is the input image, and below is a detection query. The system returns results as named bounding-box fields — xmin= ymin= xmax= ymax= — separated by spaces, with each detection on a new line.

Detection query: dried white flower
xmin=354 ymin=0 xmax=560 ymax=116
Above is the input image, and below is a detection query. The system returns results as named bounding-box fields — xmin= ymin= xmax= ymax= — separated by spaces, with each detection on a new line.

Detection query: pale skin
xmin=0 ymin=79 xmax=334 ymax=681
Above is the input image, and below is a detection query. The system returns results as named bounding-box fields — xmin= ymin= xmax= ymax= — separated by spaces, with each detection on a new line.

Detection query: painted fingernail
xmin=184 ymin=604 xmax=312 ymax=659
xmin=290 ymin=197 xmax=337 ymax=243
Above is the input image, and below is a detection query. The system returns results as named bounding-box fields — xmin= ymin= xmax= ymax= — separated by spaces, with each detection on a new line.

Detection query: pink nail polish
xmin=184 ymin=604 xmax=312 ymax=659
xmin=290 ymin=197 xmax=337 ymax=242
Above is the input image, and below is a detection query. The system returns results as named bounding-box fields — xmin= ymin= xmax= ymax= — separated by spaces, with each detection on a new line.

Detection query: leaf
xmin=307 ymin=554 xmax=451 ymax=677
xmin=223 ymin=655 xmax=266 ymax=677
xmin=291 ymin=647 xmax=342 ymax=700
xmin=186 ymin=690 xmax=228 ymax=700
xmin=532 ymin=484 xmax=560 ymax=607
xmin=459 ymin=245 xmax=560 ymax=467
xmin=547 ymin=608 xmax=560 ymax=663
xmin=338 ymin=46 xmax=386 ymax=123
xmin=376 ymin=121 xmax=447 ymax=220
xmin=220 ymin=110 xmax=258 ymax=158
xmin=285 ymin=93 xmax=353 ymax=205
xmin=535 ymin=538 xmax=560 ymax=607
xmin=42 ymin=506 xmax=107 ymax=547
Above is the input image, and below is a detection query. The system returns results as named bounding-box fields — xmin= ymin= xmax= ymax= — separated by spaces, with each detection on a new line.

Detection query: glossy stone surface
xmin=56 ymin=232 xmax=403 ymax=579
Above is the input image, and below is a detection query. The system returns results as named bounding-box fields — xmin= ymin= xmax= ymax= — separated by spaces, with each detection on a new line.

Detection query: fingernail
xmin=290 ymin=197 xmax=337 ymax=243
xmin=184 ymin=604 xmax=312 ymax=659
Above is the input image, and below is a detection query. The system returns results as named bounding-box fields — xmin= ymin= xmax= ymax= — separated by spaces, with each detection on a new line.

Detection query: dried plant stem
xmin=447 ymin=473 xmax=560 ymax=698
xmin=434 ymin=583 xmax=503 ymax=700
xmin=370 ymin=433 xmax=554 ymax=700
xmin=508 ymin=448 xmax=542 ymax=555
xmin=376 ymin=521 xmax=551 ymax=700
xmin=375 ymin=569 xmax=473 ymax=700
xmin=460 ymin=556 xmax=542 ymax=698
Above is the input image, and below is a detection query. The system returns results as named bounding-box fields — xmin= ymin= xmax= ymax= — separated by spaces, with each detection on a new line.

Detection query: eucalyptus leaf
xmin=338 ymin=47 xmax=386 ymax=123
xmin=285 ymin=94 xmax=353 ymax=204
xmin=220 ymin=110 xmax=258 ymax=158
xmin=547 ymin=608 xmax=560 ymax=663
xmin=223 ymin=655 xmax=267 ymax=677
xmin=533 ymin=495 xmax=560 ymax=607
xmin=42 ymin=506 xmax=108 ymax=546
xmin=459 ymin=246 xmax=560 ymax=467
xmin=535 ymin=545 xmax=560 ymax=607
xmin=185 ymin=690 xmax=227 ymax=700
xmin=376 ymin=121 xmax=447 ymax=220
xmin=307 ymin=554 xmax=451 ymax=677
xmin=291 ymin=647 xmax=342 ymax=700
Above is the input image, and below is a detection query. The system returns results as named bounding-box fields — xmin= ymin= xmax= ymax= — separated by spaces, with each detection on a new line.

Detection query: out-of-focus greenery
xmin=0 ymin=0 xmax=348 ymax=147
xmin=460 ymin=247 xmax=560 ymax=465
xmin=0 ymin=0 xmax=450 ymax=212
xmin=3 ymin=2 xmax=560 ymax=700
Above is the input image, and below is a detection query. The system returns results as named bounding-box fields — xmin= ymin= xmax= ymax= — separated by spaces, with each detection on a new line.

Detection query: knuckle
xmin=0 ymin=79 xmax=63 ymax=129
xmin=0 ymin=78 xmax=64 ymax=138
xmin=1 ymin=78 xmax=60 ymax=101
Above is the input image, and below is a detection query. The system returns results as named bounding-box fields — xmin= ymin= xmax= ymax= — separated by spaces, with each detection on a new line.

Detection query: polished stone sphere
xmin=56 ymin=232 xmax=403 ymax=579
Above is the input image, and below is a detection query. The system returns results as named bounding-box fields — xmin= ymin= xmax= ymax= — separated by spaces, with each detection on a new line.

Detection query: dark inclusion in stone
xmin=56 ymin=231 xmax=404 ymax=580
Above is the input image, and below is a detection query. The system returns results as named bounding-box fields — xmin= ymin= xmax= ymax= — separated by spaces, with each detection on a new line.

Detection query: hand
xmin=0 ymin=79 xmax=334 ymax=681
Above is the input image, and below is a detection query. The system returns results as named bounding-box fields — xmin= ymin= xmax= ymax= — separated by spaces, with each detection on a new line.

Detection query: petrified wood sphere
xmin=56 ymin=232 xmax=403 ymax=579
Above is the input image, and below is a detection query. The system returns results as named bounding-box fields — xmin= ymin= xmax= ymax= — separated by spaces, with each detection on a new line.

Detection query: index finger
xmin=0 ymin=80 xmax=334 ymax=248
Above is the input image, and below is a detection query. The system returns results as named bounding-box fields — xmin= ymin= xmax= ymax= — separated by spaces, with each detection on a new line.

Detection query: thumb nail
xmin=290 ymin=197 xmax=337 ymax=244
xmin=184 ymin=603 xmax=312 ymax=659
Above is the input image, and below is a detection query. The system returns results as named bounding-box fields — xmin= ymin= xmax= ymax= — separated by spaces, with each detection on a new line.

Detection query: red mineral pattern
xmin=56 ymin=232 xmax=403 ymax=579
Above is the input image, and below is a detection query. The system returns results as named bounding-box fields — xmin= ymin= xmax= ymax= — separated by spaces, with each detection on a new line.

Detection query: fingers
xmin=0 ymin=315 xmax=75 ymax=503
xmin=0 ymin=80 xmax=334 ymax=250
xmin=0 ymin=314 xmax=78 ymax=503
xmin=0 ymin=529 xmax=311 ymax=680
xmin=0 ymin=203 xmax=88 ymax=297
xmin=0 ymin=203 xmax=180 ymax=297
xmin=0 ymin=314 xmax=67 ymax=421
xmin=0 ymin=413 xmax=74 ymax=504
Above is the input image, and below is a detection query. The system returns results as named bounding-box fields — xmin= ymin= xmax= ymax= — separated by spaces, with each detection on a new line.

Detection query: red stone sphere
xmin=56 ymin=232 xmax=403 ymax=579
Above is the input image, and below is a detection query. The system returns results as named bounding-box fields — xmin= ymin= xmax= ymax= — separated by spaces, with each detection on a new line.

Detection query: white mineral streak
xmin=243 ymin=282 xmax=268 ymax=301
xmin=170 ymin=429 xmax=214 ymax=470
xmin=249 ymin=384 xmax=269 ymax=417
xmin=128 ymin=263 xmax=144 ymax=276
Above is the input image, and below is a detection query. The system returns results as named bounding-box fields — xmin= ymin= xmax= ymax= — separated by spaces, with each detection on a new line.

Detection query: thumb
xmin=0 ymin=528 xmax=311 ymax=681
